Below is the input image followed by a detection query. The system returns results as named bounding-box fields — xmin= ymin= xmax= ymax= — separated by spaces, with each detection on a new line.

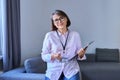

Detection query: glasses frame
xmin=53 ymin=17 xmax=65 ymax=23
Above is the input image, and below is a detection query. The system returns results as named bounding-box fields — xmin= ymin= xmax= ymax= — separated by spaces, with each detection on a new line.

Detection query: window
xmin=0 ymin=0 xmax=2 ymax=55
xmin=0 ymin=0 xmax=4 ymax=71
xmin=0 ymin=0 xmax=5 ymax=56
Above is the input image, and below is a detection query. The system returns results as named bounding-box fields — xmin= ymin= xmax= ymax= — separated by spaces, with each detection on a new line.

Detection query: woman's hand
xmin=51 ymin=53 xmax=61 ymax=61
xmin=78 ymin=48 xmax=86 ymax=58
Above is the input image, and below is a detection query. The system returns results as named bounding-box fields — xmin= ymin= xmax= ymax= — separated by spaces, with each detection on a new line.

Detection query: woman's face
xmin=52 ymin=14 xmax=67 ymax=30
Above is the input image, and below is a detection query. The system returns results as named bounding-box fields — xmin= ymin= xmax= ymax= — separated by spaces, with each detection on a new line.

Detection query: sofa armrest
xmin=86 ymin=54 xmax=95 ymax=62
xmin=0 ymin=67 xmax=45 ymax=80
xmin=24 ymin=56 xmax=47 ymax=73
xmin=78 ymin=54 xmax=95 ymax=63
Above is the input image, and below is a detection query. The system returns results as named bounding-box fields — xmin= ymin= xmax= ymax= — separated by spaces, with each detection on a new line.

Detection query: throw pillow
xmin=24 ymin=57 xmax=47 ymax=73
xmin=96 ymin=48 xmax=119 ymax=62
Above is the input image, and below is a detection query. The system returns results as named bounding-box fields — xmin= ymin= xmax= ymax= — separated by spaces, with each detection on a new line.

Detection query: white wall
xmin=20 ymin=0 xmax=120 ymax=64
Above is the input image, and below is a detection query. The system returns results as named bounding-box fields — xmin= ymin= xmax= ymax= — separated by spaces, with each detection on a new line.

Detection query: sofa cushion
xmin=86 ymin=54 xmax=95 ymax=62
xmin=24 ymin=57 xmax=47 ymax=73
xmin=95 ymin=48 xmax=119 ymax=62
xmin=80 ymin=62 xmax=120 ymax=80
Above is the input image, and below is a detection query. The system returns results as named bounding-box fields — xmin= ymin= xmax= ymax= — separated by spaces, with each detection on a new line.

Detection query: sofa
xmin=0 ymin=57 xmax=46 ymax=80
xmin=0 ymin=48 xmax=120 ymax=80
xmin=79 ymin=48 xmax=120 ymax=80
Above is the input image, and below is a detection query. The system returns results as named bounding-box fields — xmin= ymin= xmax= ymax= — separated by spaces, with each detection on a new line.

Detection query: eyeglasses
xmin=53 ymin=17 xmax=65 ymax=23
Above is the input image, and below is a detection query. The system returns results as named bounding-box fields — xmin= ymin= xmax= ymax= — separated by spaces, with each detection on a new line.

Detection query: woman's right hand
xmin=78 ymin=48 xmax=86 ymax=58
xmin=51 ymin=53 xmax=61 ymax=61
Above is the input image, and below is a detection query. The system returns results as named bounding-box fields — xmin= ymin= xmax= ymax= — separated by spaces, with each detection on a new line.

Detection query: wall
xmin=20 ymin=0 xmax=120 ymax=64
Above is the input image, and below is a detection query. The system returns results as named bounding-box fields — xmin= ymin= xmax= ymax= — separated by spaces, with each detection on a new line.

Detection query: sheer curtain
xmin=0 ymin=0 xmax=2 ymax=56
xmin=1 ymin=0 xmax=21 ymax=72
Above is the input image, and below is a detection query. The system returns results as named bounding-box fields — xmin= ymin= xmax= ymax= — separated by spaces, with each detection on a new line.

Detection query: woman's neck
xmin=58 ymin=28 xmax=67 ymax=34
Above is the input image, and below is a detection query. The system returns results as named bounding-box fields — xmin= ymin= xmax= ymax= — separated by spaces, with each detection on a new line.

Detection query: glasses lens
xmin=54 ymin=17 xmax=65 ymax=23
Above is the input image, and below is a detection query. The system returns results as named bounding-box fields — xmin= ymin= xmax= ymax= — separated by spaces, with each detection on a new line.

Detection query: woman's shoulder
xmin=69 ymin=30 xmax=79 ymax=35
xmin=69 ymin=30 xmax=81 ymax=38
xmin=45 ymin=31 xmax=56 ymax=36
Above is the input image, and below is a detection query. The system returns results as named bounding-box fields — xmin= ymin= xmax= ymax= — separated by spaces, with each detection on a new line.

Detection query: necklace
xmin=56 ymin=30 xmax=69 ymax=53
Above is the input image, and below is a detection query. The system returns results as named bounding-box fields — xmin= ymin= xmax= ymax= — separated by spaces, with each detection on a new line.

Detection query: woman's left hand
xmin=78 ymin=48 xmax=86 ymax=58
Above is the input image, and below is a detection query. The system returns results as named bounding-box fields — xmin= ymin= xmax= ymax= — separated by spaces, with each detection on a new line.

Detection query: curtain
xmin=2 ymin=0 xmax=21 ymax=72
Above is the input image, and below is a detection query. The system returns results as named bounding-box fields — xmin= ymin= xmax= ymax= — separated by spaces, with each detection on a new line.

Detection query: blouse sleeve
xmin=75 ymin=32 xmax=82 ymax=53
xmin=41 ymin=33 xmax=52 ymax=62
xmin=75 ymin=32 xmax=86 ymax=60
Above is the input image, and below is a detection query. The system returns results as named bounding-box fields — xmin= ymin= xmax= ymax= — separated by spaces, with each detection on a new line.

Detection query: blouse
xmin=41 ymin=30 xmax=86 ymax=80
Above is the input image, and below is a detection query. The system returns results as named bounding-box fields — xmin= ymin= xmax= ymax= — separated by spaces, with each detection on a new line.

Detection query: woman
xmin=41 ymin=10 xmax=86 ymax=80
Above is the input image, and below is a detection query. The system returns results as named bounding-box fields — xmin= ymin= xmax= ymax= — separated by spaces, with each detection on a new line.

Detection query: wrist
xmin=51 ymin=54 xmax=55 ymax=61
